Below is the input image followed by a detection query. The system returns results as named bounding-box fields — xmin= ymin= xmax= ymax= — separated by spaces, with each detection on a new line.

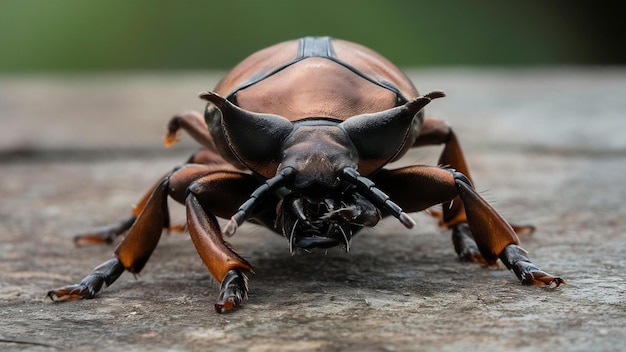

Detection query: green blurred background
xmin=0 ymin=0 xmax=624 ymax=72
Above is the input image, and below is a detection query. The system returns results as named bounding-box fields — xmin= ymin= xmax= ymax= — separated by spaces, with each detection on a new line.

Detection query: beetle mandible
xmin=48 ymin=37 xmax=564 ymax=313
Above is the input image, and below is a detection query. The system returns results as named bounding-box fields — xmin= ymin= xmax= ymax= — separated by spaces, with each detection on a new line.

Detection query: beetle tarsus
xmin=510 ymin=224 xmax=536 ymax=236
xmin=215 ymin=269 xmax=248 ymax=313
xmin=47 ymin=258 xmax=125 ymax=301
xmin=73 ymin=215 xmax=136 ymax=246
xmin=499 ymin=244 xmax=565 ymax=288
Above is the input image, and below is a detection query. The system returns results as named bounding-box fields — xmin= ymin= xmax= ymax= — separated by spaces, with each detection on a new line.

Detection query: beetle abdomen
xmin=213 ymin=37 xmax=419 ymax=121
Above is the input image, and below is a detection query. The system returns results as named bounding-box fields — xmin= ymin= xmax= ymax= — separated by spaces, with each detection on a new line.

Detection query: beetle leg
xmin=451 ymin=222 xmax=488 ymax=264
xmin=216 ymin=269 xmax=249 ymax=313
xmin=72 ymin=148 xmax=238 ymax=246
xmin=47 ymin=258 xmax=125 ymax=301
xmin=164 ymin=110 xmax=217 ymax=151
xmin=413 ymin=118 xmax=535 ymax=243
xmin=184 ymin=171 xmax=261 ymax=312
xmin=49 ymin=164 xmax=233 ymax=301
xmin=48 ymin=175 xmax=170 ymax=301
xmin=427 ymin=208 xmax=536 ymax=237
xmin=414 ymin=119 xmax=471 ymax=173
xmin=73 ymin=215 xmax=136 ymax=246
xmin=72 ymin=171 xmax=166 ymax=246
xmin=499 ymin=245 xmax=566 ymax=287
xmin=412 ymin=118 xmax=473 ymax=228
xmin=373 ymin=166 xmax=564 ymax=286
xmin=186 ymin=193 xmax=252 ymax=312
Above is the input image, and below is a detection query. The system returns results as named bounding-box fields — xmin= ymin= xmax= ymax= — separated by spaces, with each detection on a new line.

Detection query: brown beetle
xmin=48 ymin=37 xmax=564 ymax=313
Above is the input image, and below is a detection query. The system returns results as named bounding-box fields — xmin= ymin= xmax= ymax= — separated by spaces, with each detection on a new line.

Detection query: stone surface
xmin=0 ymin=69 xmax=624 ymax=351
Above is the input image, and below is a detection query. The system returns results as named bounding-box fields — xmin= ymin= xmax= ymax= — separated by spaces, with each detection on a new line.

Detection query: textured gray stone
xmin=0 ymin=69 xmax=624 ymax=351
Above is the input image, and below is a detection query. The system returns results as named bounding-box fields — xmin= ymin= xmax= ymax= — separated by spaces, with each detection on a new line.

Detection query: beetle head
xmin=275 ymin=122 xmax=370 ymax=252
xmin=199 ymin=91 xmax=444 ymax=252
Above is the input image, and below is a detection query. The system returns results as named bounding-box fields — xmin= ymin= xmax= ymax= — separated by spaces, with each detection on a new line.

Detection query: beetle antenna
xmin=288 ymin=218 xmax=299 ymax=255
xmin=341 ymin=167 xmax=415 ymax=229
xmin=337 ymin=224 xmax=351 ymax=252
xmin=223 ymin=167 xmax=296 ymax=237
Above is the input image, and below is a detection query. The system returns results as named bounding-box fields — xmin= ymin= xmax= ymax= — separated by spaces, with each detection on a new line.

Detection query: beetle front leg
xmin=186 ymin=193 xmax=252 ymax=312
xmin=184 ymin=171 xmax=262 ymax=312
xmin=373 ymin=166 xmax=564 ymax=287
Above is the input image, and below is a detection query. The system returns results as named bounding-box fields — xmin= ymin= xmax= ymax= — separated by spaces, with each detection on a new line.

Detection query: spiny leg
xmin=373 ymin=165 xmax=564 ymax=286
xmin=187 ymin=193 xmax=251 ymax=313
xmin=451 ymin=170 xmax=563 ymax=286
xmin=48 ymin=164 xmax=228 ymax=301
xmin=184 ymin=171 xmax=261 ymax=312
xmin=412 ymin=118 xmax=481 ymax=261
xmin=451 ymin=223 xmax=487 ymax=264
xmin=413 ymin=117 xmax=535 ymax=258
xmin=72 ymin=174 xmax=164 ymax=246
xmin=373 ymin=166 xmax=482 ymax=263
xmin=47 ymin=258 xmax=124 ymax=301
xmin=499 ymin=245 xmax=565 ymax=287
xmin=48 ymin=176 xmax=170 ymax=301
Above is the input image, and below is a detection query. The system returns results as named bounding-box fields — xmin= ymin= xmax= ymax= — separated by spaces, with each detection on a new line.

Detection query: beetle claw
xmin=47 ymin=284 xmax=94 ymax=301
xmin=214 ymin=269 xmax=248 ymax=313
xmin=500 ymin=245 xmax=565 ymax=288
xmin=47 ymin=258 xmax=125 ymax=302
xmin=164 ymin=130 xmax=180 ymax=148
xmin=521 ymin=270 xmax=566 ymax=288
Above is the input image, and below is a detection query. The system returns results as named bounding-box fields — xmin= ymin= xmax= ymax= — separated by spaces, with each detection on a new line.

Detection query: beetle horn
xmin=199 ymin=91 xmax=294 ymax=178
xmin=340 ymin=91 xmax=445 ymax=173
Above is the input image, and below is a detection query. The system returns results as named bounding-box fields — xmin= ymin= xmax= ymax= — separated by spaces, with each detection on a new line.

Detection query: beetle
xmin=47 ymin=37 xmax=564 ymax=313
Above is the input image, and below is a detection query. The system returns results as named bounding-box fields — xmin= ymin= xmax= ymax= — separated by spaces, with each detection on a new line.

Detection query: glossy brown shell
xmin=213 ymin=38 xmax=420 ymax=121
